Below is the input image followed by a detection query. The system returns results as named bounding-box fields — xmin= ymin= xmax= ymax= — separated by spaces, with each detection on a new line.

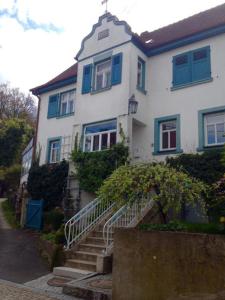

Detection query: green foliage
xmin=43 ymin=208 xmax=64 ymax=231
xmin=97 ymin=163 xmax=207 ymax=222
xmin=166 ymin=150 xmax=225 ymax=184
xmin=27 ymin=160 xmax=69 ymax=211
xmin=0 ymin=118 xmax=33 ymax=167
xmin=55 ymin=226 xmax=66 ymax=245
xmin=1 ymin=199 xmax=20 ymax=228
xmin=0 ymin=164 xmax=21 ymax=197
xmin=41 ymin=226 xmax=66 ymax=245
xmin=139 ymin=221 xmax=225 ymax=235
xmin=72 ymin=143 xmax=129 ymax=193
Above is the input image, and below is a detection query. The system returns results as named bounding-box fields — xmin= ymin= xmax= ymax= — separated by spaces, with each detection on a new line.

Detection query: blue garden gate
xmin=26 ymin=199 xmax=44 ymax=230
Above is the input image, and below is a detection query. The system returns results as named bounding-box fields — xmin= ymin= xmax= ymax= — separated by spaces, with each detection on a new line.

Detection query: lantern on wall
xmin=128 ymin=94 xmax=138 ymax=115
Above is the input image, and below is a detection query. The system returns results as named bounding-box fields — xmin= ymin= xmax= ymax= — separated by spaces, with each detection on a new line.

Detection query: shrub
xmin=44 ymin=208 xmax=64 ymax=231
xmin=72 ymin=143 xmax=129 ymax=193
xmin=166 ymin=149 xmax=225 ymax=184
xmin=27 ymin=160 xmax=68 ymax=211
xmin=97 ymin=163 xmax=207 ymax=223
xmin=55 ymin=226 xmax=66 ymax=245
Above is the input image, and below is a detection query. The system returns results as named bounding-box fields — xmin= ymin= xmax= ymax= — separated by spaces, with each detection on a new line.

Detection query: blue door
xmin=26 ymin=199 xmax=44 ymax=230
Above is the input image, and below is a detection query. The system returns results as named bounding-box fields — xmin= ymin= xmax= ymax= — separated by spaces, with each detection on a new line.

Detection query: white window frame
xmin=83 ymin=123 xmax=117 ymax=152
xmin=49 ymin=140 xmax=60 ymax=163
xmin=160 ymin=120 xmax=177 ymax=151
xmin=60 ymin=90 xmax=75 ymax=115
xmin=94 ymin=59 xmax=111 ymax=91
xmin=204 ymin=112 xmax=225 ymax=146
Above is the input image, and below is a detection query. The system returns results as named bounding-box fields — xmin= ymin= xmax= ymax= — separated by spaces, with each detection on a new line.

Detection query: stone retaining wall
xmin=113 ymin=229 xmax=225 ymax=300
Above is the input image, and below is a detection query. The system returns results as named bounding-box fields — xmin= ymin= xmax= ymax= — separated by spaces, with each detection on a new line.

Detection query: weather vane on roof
xmin=101 ymin=0 xmax=108 ymax=13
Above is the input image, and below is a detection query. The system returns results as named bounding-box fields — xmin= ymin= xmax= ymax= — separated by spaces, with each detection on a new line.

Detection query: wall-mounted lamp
xmin=128 ymin=94 xmax=138 ymax=115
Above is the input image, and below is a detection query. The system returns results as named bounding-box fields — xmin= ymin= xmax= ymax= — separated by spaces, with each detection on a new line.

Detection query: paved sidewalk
xmin=0 ymin=199 xmax=49 ymax=283
xmin=0 ymin=279 xmax=57 ymax=300
xmin=25 ymin=274 xmax=82 ymax=300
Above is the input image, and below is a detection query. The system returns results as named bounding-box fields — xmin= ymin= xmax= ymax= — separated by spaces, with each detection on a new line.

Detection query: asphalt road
xmin=0 ymin=199 xmax=49 ymax=283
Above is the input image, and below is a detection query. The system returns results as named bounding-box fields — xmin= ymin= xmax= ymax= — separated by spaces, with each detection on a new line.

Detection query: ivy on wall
xmin=27 ymin=160 xmax=69 ymax=211
xmin=72 ymin=143 xmax=129 ymax=193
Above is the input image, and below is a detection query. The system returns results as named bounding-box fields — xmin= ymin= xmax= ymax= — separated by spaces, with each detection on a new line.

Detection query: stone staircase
xmin=62 ymin=196 xmax=154 ymax=274
xmin=64 ymin=224 xmax=112 ymax=272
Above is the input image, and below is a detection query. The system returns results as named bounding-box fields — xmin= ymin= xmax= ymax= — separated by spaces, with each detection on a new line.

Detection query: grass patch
xmin=1 ymin=199 xmax=20 ymax=228
xmin=139 ymin=221 xmax=225 ymax=235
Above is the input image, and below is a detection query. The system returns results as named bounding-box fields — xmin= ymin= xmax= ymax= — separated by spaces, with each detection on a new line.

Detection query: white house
xmin=29 ymin=4 xmax=225 ymax=197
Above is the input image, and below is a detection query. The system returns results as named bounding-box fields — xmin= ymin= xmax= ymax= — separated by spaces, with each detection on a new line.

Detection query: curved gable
xmin=76 ymin=13 xmax=132 ymax=61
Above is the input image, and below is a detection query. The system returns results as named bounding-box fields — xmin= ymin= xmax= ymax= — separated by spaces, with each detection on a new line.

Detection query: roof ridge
xmin=140 ymin=2 xmax=225 ymax=38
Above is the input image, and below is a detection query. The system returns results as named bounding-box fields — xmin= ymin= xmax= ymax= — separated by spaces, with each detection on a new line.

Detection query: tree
xmin=97 ymin=163 xmax=207 ymax=223
xmin=0 ymin=82 xmax=37 ymax=126
xmin=0 ymin=118 xmax=33 ymax=167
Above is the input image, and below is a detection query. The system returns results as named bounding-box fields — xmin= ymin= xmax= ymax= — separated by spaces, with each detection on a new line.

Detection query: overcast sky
xmin=0 ymin=0 xmax=225 ymax=96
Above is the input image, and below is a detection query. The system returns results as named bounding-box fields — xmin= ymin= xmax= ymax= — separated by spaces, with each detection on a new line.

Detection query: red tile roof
xmin=137 ymin=3 xmax=225 ymax=49
xmin=30 ymin=63 xmax=77 ymax=94
xmin=31 ymin=4 xmax=225 ymax=94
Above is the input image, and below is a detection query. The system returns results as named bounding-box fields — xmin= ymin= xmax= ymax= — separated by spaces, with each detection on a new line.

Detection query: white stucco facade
xmin=34 ymin=12 xmax=225 ymax=166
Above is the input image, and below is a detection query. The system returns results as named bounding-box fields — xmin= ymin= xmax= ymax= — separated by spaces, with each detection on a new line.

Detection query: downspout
xmin=32 ymin=95 xmax=41 ymax=163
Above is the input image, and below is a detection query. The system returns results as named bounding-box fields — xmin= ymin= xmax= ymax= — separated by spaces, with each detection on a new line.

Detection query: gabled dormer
xmin=76 ymin=13 xmax=133 ymax=62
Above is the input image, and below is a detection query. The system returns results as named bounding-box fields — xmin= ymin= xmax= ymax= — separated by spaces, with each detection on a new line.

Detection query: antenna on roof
xmin=101 ymin=0 xmax=108 ymax=13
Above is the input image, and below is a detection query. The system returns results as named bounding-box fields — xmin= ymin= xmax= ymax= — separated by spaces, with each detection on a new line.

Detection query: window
xmin=153 ymin=115 xmax=182 ymax=155
xmin=47 ymin=138 xmax=61 ymax=163
xmin=83 ymin=120 xmax=117 ymax=152
xmin=137 ymin=57 xmax=146 ymax=91
xmin=198 ymin=106 xmax=225 ymax=151
xmin=47 ymin=90 xmax=75 ymax=118
xmin=60 ymin=90 xmax=75 ymax=116
xmin=204 ymin=113 xmax=225 ymax=146
xmin=82 ymin=53 xmax=123 ymax=94
xmin=172 ymin=46 xmax=211 ymax=88
xmin=160 ymin=120 xmax=176 ymax=151
xmin=95 ymin=59 xmax=111 ymax=90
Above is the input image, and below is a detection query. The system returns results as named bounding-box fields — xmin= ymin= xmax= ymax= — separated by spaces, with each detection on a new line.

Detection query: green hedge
xmin=27 ymin=160 xmax=68 ymax=211
xmin=72 ymin=143 xmax=129 ymax=193
xmin=166 ymin=149 xmax=225 ymax=184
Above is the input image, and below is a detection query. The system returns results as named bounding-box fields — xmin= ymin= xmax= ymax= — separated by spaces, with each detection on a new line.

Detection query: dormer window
xmin=95 ymin=59 xmax=111 ymax=90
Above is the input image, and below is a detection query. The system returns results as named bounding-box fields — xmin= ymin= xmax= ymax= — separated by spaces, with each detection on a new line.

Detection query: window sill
xmin=197 ymin=145 xmax=224 ymax=152
xmin=91 ymin=86 xmax=112 ymax=95
xmin=136 ymin=85 xmax=147 ymax=95
xmin=152 ymin=149 xmax=183 ymax=156
xmin=171 ymin=77 xmax=213 ymax=91
xmin=56 ymin=112 xmax=74 ymax=119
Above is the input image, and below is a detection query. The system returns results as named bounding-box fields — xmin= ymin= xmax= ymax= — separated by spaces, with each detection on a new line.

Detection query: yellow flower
xmin=220 ymin=216 xmax=225 ymax=223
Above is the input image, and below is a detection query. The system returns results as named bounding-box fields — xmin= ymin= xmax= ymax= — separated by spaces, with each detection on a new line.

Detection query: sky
xmin=0 ymin=0 xmax=225 ymax=96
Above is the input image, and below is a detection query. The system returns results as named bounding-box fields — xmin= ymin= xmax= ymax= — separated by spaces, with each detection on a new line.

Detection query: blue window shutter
xmin=173 ymin=53 xmax=191 ymax=86
xmin=82 ymin=64 xmax=93 ymax=94
xmin=47 ymin=94 xmax=59 ymax=118
xmin=111 ymin=53 xmax=122 ymax=85
xmin=192 ymin=46 xmax=211 ymax=82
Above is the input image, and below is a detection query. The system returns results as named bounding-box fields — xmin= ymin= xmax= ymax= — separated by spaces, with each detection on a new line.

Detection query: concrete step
xmin=73 ymin=251 xmax=98 ymax=262
xmin=53 ymin=266 xmax=91 ymax=279
xmin=91 ymin=230 xmax=104 ymax=238
xmin=66 ymin=259 xmax=97 ymax=272
xmin=86 ymin=237 xmax=105 ymax=245
xmin=79 ymin=243 xmax=105 ymax=254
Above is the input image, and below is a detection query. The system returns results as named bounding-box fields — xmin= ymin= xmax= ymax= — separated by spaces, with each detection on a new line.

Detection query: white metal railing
xmin=103 ymin=197 xmax=154 ymax=254
xmin=65 ymin=198 xmax=114 ymax=249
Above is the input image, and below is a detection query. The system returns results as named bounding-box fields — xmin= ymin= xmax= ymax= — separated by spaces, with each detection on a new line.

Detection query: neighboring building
xmin=30 ymin=4 xmax=225 ymax=202
xmin=20 ymin=138 xmax=34 ymax=185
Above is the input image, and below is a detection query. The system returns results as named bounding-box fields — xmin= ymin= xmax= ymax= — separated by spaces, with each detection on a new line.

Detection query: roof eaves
xmin=31 ymin=76 xmax=77 ymax=96
xmin=147 ymin=23 xmax=225 ymax=57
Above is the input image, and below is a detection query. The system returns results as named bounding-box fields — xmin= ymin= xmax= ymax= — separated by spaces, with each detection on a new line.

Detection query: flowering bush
xmin=97 ymin=163 xmax=207 ymax=223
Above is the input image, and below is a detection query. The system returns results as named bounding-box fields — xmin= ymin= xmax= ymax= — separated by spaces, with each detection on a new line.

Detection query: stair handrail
xmin=103 ymin=197 xmax=154 ymax=254
xmin=65 ymin=197 xmax=114 ymax=249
